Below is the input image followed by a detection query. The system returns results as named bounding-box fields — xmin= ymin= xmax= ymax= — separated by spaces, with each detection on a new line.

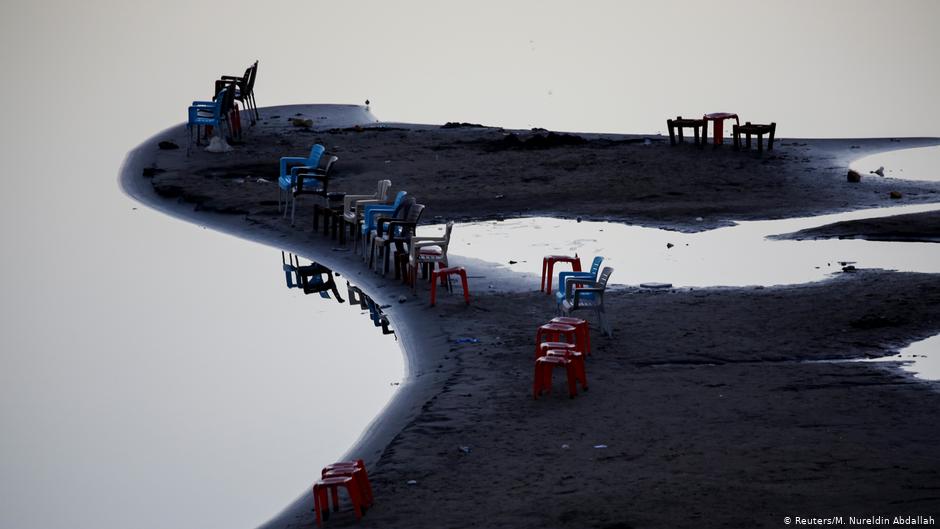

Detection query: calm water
xmin=434 ymin=203 xmax=940 ymax=291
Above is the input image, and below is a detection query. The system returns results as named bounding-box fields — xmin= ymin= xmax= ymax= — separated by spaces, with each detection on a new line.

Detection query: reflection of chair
xmin=554 ymin=256 xmax=604 ymax=307
xmin=407 ymin=221 xmax=454 ymax=291
xmin=370 ymin=203 xmax=425 ymax=276
xmin=559 ymin=267 xmax=614 ymax=337
xmin=296 ymin=262 xmax=344 ymax=303
xmin=281 ymin=251 xmax=301 ymax=288
xmin=278 ymin=144 xmax=325 ymax=213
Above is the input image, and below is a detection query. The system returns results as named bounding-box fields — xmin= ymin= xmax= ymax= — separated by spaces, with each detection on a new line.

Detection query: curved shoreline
xmin=124 ymin=106 xmax=940 ymax=528
xmin=119 ymin=108 xmax=458 ymax=528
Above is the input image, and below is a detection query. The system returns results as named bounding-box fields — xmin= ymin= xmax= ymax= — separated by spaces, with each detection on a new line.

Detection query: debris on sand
xmin=291 ymin=118 xmax=314 ymax=128
xmin=158 ymin=141 xmax=179 ymax=150
xmin=485 ymin=131 xmax=588 ymax=151
xmin=890 ymin=191 xmax=902 ymax=199
xmin=871 ymin=166 xmax=885 ymax=176
xmin=442 ymin=122 xmax=486 ymax=129
xmin=847 ymin=169 xmax=862 ymax=183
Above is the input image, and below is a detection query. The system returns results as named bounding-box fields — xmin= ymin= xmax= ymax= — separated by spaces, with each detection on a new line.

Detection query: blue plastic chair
xmin=278 ymin=144 xmax=325 ymax=213
xmin=554 ymin=256 xmax=604 ymax=308
xmin=282 ymin=251 xmax=301 ymax=288
xmin=360 ymin=191 xmax=408 ymax=255
xmin=187 ymin=88 xmax=227 ymax=153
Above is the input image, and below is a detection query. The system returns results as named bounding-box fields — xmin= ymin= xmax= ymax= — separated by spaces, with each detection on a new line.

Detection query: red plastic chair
xmin=313 ymin=476 xmax=364 ymax=527
xmin=321 ymin=459 xmax=373 ymax=507
xmin=546 ymin=348 xmax=587 ymax=390
xmin=550 ymin=316 xmax=591 ymax=355
xmin=541 ymin=254 xmax=582 ymax=294
xmin=533 ymin=355 xmax=579 ymax=399
xmin=430 ymin=266 xmax=470 ymax=306
xmin=534 ymin=322 xmax=578 ymax=358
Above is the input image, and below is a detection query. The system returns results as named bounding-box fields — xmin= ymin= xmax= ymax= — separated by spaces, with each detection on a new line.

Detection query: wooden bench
xmin=733 ymin=122 xmax=776 ymax=154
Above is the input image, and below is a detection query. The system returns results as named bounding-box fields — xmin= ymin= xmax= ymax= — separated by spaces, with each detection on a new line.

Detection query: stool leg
xmin=714 ymin=120 xmax=723 ymax=146
xmin=540 ymin=258 xmax=547 ymax=292
xmin=459 ymin=270 xmax=470 ymax=304
xmin=534 ymin=329 xmax=544 ymax=359
xmin=573 ymin=258 xmax=582 ymax=272
xmin=430 ymin=272 xmax=438 ymax=306
xmin=314 ymin=485 xmax=324 ymax=527
xmin=533 ymin=360 xmax=542 ymax=399
xmin=546 ymin=261 xmax=555 ymax=294
xmin=347 ymin=483 xmax=363 ymax=519
xmin=331 ymin=485 xmax=340 ymax=512
xmin=566 ymin=362 xmax=578 ymax=398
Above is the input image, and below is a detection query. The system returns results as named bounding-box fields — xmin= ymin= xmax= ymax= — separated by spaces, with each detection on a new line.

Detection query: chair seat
xmin=418 ymin=246 xmax=443 ymax=256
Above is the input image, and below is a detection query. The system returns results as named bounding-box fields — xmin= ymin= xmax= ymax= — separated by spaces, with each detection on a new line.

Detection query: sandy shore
xmin=125 ymin=105 xmax=940 ymax=528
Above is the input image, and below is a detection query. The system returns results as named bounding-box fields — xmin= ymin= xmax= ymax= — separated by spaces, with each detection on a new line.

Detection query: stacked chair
xmin=186 ymin=60 xmax=259 ymax=154
xmin=312 ymin=458 xmax=374 ymax=527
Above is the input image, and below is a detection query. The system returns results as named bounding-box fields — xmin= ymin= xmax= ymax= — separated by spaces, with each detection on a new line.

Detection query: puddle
xmin=855 ymin=334 xmax=940 ymax=382
xmin=430 ymin=203 xmax=940 ymax=290
xmin=850 ymin=145 xmax=940 ymax=182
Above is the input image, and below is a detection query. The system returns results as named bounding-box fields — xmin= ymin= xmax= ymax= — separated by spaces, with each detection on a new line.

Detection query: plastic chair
xmin=187 ymin=87 xmax=228 ymax=153
xmin=290 ymin=154 xmax=339 ymax=226
xmin=216 ymin=60 xmax=259 ymax=124
xmin=408 ymin=221 xmax=455 ymax=291
xmin=341 ymin=180 xmax=392 ymax=246
xmin=313 ymin=476 xmax=364 ymax=527
xmin=555 ymin=256 xmax=604 ymax=305
xmin=429 ymin=266 xmax=470 ymax=306
xmin=534 ymin=322 xmax=579 ymax=358
xmin=278 ymin=144 xmax=325 ymax=213
xmin=370 ymin=203 xmax=426 ymax=276
xmin=359 ymin=191 xmax=408 ymax=256
xmin=321 ymin=459 xmax=374 ymax=507
xmin=551 ymin=316 xmax=591 ymax=355
xmin=533 ymin=355 xmax=579 ymax=399
xmin=560 ymin=267 xmax=614 ymax=337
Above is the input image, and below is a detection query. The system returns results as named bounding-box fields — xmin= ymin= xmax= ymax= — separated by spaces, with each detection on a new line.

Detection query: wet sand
xmin=125 ymin=105 xmax=940 ymax=528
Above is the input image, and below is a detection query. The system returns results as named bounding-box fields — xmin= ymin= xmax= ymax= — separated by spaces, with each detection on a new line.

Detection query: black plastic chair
xmin=372 ymin=203 xmax=425 ymax=277
xmin=216 ymin=60 xmax=259 ymax=124
xmin=291 ymin=155 xmax=339 ymax=226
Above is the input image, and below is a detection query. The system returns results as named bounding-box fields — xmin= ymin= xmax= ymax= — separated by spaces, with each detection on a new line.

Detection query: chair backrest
xmin=245 ymin=60 xmax=258 ymax=93
xmin=404 ymin=203 xmax=425 ymax=224
xmin=219 ymin=82 xmax=237 ymax=113
xmin=590 ymin=256 xmax=604 ymax=276
xmin=390 ymin=190 xmax=407 ymax=209
xmin=596 ymin=267 xmax=613 ymax=289
xmin=443 ymin=221 xmax=455 ymax=243
xmin=393 ymin=196 xmax=416 ymax=219
xmin=376 ymin=179 xmax=392 ymax=200
xmin=308 ymin=144 xmax=325 ymax=165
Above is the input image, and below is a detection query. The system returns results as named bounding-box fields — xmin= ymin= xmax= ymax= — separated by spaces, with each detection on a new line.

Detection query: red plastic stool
xmin=322 ymin=460 xmax=373 ymax=507
xmin=430 ymin=266 xmax=470 ymax=306
xmin=551 ymin=316 xmax=591 ymax=356
xmin=536 ymin=341 xmax=577 ymax=360
xmin=534 ymin=322 xmax=578 ymax=358
xmin=546 ymin=348 xmax=587 ymax=390
xmin=541 ymin=254 xmax=582 ymax=293
xmin=533 ymin=355 xmax=579 ymax=399
xmin=702 ymin=112 xmax=740 ymax=146
xmin=313 ymin=476 xmax=364 ymax=527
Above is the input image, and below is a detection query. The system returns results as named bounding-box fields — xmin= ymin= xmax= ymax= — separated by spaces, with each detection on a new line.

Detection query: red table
xmin=703 ymin=112 xmax=740 ymax=146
